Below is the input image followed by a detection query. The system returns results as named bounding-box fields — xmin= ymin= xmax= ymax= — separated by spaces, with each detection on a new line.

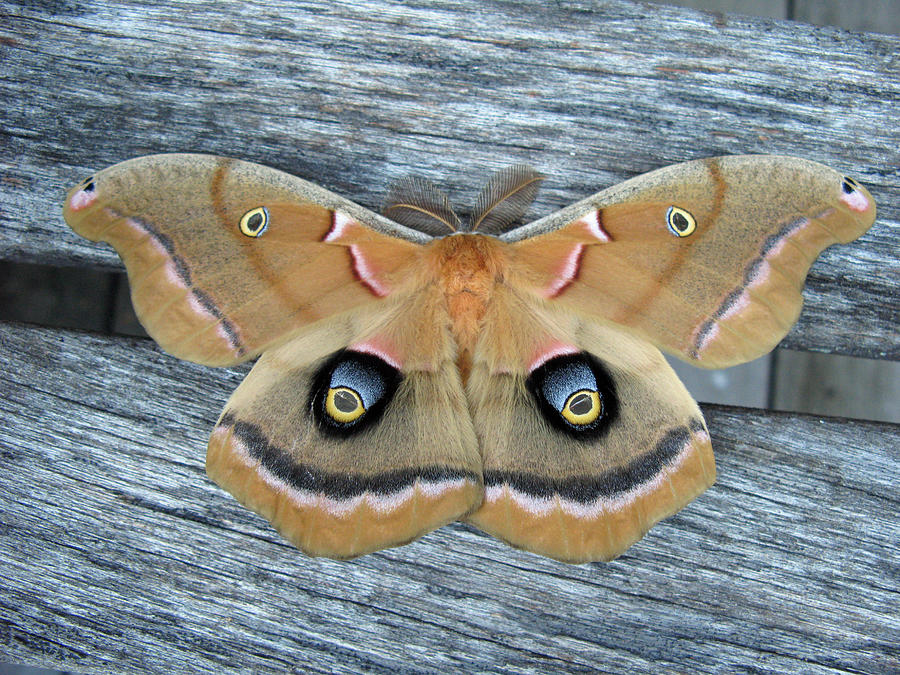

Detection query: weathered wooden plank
xmin=772 ymin=350 xmax=900 ymax=423
xmin=0 ymin=0 xmax=897 ymax=359
xmin=649 ymin=0 xmax=789 ymax=21
xmin=0 ymin=321 xmax=897 ymax=673
xmin=793 ymin=0 xmax=900 ymax=35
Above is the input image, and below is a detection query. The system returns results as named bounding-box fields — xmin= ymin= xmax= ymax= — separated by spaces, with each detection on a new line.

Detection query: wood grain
xmin=0 ymin=0 xmax=897 ymax=359
xmin=0 ymin=321 xmax=897 ymax=673
xmin=1 ymin=0 xmax=898 ymax=671
xmin=772 ymin=350 xmax=900 ymax=423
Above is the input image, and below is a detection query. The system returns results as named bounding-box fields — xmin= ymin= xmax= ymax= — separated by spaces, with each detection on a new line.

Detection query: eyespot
xmin=325 ymin=387 xmax=366 ymax=423
xmin=666 ymin=206 xmax=696 ymax=237
xmin=239 ymin=206 xmax=269 ymax=237
xmin=80 ymin=177 xmax=96 ymax=193
xmin=839 ymin=175 xmax=870 ymax=212
xmin=561 ymin=389 xmax=602 ymax=425
xmin=311 ymin=350 xmax=402 ymax=435
xmin=841 ymin=177 xmax=860 ymax=194
xmin=526 ymin=352 xmax=618 ymax=440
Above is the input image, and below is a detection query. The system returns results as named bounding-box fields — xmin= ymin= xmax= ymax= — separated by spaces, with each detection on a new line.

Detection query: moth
xmin=63 ymin=154 xmax=875 ymax=563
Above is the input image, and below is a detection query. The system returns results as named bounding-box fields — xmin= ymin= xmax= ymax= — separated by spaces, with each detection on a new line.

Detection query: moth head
xmin=526 ymin=352 xmax=619 ymax=440
xmin=666 ymin=206 xmax=697 ymax=237
xmin=381 ymin=164 xmax=544 ymax=237
xmin=311 ymin=350 xmax=402 ymax=435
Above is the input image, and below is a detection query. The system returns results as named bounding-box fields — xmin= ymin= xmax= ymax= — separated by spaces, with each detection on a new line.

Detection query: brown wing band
xmin=483 ymin=419 xmax=707 ymax=502
xmin=614 ymin=158 xmax=727 ymax=324
xmin=689 ymin=214 xmax=815 ymax=359
xmin=112 ymin=208 xmax=246 ymax=358
xmin=216 ymin=413 xmax=480 ymax=499
xmin=209 ymin=156 xmax=237 ymax=230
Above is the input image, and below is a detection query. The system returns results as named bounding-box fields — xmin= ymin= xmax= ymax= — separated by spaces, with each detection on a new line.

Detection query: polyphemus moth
xmin=63 ymin=154 xmax=875 ymax=563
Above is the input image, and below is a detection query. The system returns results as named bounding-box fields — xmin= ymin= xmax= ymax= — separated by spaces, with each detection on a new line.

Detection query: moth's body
xmin=431 ymin=234 xmax=503 ymax=343
xmin=63 ymin=153 xmax=875 ymax=563
xmin=422 ymin=233 xmax=514 ymax=383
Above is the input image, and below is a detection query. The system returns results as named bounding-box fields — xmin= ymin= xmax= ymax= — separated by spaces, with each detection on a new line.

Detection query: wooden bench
xmin=1 ymin=1 xmax=897 ymax=671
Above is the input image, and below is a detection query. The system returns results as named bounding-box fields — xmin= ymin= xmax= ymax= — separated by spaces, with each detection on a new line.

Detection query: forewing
xmin=63 ymin=154 xmax=425 ymax=366
xmin=508 ymin=156 xmax=876 ymax=368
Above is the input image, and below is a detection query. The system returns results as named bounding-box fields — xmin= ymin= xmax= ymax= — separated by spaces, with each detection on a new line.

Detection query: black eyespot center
xmin=568 ymin=392 xmax=594 ymax=415
xmin=333 ymin=388 xmax=360 ymax=413
xmin=81 ymin=177 xmax=96 ymax=192
xmin=671 ymin=211 xmax=689 ymax=231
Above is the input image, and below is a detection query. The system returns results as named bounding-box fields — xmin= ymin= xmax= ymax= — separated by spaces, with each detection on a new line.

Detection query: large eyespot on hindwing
xmin=526 ymin=352 xmax=619 ymax=440
xmin=310 ymin=350 xmax=402 ymax=436
xmin=239 ymin=206 xmax=269 ymax=237
xmin=666 ymin=206 xmax=696 ymax=237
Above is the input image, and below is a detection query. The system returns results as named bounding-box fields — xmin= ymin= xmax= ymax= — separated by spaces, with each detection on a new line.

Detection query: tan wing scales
xmin=510 ymin=156 xmax=876 ymax=368
xmin=462 ymin=283 xmax=714 ymax=562
xmin=64 ymin=154 xmax=423 ymax=366
xmin=207 ymin=287 xmax=483 ymax=558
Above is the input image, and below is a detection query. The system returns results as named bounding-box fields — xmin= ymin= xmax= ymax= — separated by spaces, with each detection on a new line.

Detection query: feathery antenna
xmin=383 ymin=175 xmax=461 ymax=236
xmin=470 ymin=165 xmax=545 ymax=234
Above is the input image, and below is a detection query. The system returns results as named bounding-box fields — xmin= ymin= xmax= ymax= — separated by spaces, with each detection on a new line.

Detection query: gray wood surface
xmin=772 ymin=350 xmax=900 ymax=424
xmin=1 ymin=0 xmax=898 ymax=360
xmin=1 ymin=321 xmax=897 ymax=674
xmin=653 ymin=0 xmax=900 ymax=36
xmin=650 ymin=0 xmax=789 ymax=21
xmin=1 ymin=0 xmax=898 ymax=672
xmin=792 ymin=0 xmax=900 ymax=36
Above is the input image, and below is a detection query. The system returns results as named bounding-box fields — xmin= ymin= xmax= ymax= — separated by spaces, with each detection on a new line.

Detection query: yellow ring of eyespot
xmin=666 ymin=206 xmax=697 ymax=237
xmin=561 ymin=389 xmax=602 ymax=425
xmin=239 ymin=206 xmax=269 ymax=237
xmin=325 ymin=387 xmax=366 ymax=423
